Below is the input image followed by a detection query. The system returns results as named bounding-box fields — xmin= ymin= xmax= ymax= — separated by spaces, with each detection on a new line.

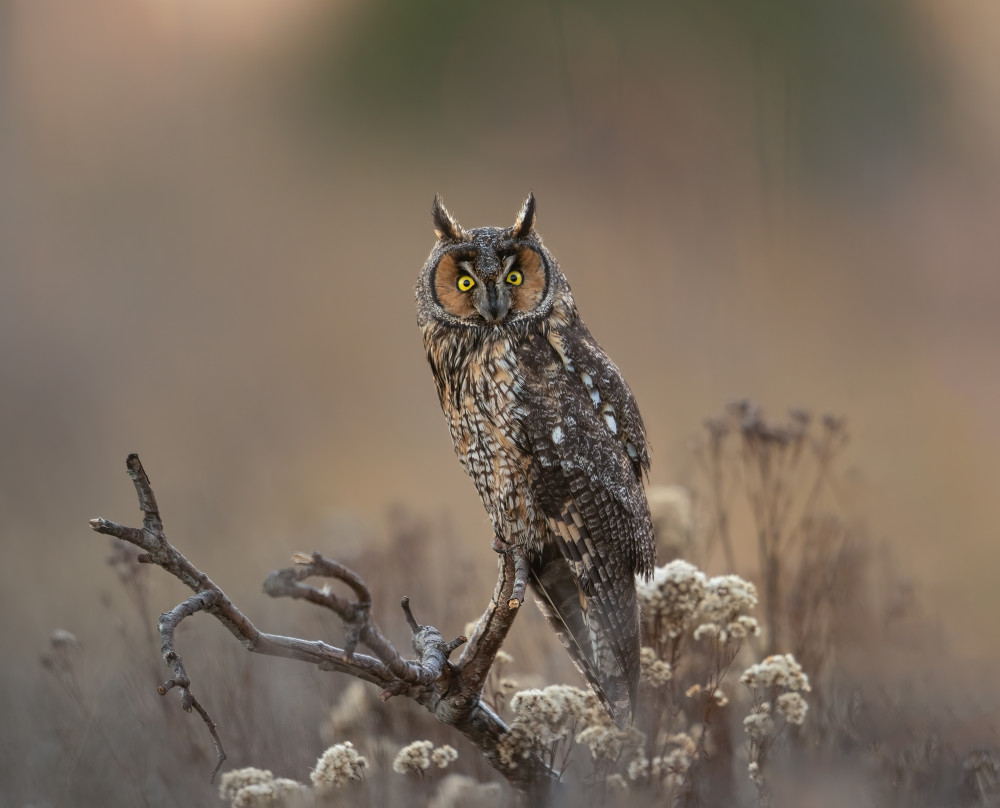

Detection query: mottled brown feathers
xmin=415 ymin=194 xmax=655 ymax=727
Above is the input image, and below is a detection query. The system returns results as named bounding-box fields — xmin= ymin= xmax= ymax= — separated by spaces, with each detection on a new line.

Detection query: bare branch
xmin=457 ymin=551 xmax=523 ymax=693
xmin=264 ymin=558 xmax=428 ymax=683
xmin=189 ymin=696 xmax=227 ymax=784
xmin=154 ymin=590 xmax=227 ymax=781
xmin=90 ymin=454 xmax=557 ymax=797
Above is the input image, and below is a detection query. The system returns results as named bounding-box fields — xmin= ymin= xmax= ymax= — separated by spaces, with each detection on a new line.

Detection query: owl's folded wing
xmin=517 ymin=328 xmax=655 ymax=724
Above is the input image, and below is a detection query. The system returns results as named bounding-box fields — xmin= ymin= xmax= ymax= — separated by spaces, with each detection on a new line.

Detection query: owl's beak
xmin=481 ymin=283 xmax=510 ymax=324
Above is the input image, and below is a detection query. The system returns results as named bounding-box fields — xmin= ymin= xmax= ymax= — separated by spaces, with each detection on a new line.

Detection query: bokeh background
xmin=2 ymin=0 xmax=999 ymax=804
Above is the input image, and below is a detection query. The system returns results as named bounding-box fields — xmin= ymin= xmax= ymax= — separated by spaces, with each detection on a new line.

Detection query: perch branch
xmin=90 ymin=454 xmax=556 ymax=796
xmin=263 ymin=554 xmax=440 ymax=683
xmin=458 ymin=550 xmax=523 ymax=692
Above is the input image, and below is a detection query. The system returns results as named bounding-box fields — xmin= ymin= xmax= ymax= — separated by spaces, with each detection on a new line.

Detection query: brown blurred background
xmin=1 ymin=0 xmax=999 ymax=800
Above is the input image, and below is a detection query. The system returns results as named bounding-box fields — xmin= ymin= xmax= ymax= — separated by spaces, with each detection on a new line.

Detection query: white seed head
xmin=392 ymin=740 xmax=434 ymax=776
xmin=219 ymin=768 xmax=274 ymax=801
xmin=312 ymin=741 xmax=368 ymax=787
xmin=431 ymin=745 xmax=459 ymax=769
xmin=637 ymin=560 xmax=708 ymax=638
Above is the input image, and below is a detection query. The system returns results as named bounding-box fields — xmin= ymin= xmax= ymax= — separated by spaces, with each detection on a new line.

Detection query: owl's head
xmin=416 ymin=194 xmax=570 ymax=331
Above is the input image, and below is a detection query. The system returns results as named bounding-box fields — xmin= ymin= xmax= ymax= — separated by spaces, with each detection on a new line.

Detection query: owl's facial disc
xmin=432 ymin=245 xmax=547 ymax=326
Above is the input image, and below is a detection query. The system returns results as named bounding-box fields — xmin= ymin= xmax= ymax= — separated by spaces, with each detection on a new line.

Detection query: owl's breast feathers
xmin=422 ymin=323 xmax=538 ymax=540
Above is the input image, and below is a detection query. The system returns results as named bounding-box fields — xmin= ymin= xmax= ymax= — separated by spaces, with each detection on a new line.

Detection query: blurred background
xmin=2 ymin=0 xmax=999 ymax=804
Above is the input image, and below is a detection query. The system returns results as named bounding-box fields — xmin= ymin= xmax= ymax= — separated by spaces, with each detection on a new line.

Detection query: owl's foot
xmin=508 ymin=547 xmax=529 ymax=610
xmin=491 ymin=532 xmax=510 ymax=553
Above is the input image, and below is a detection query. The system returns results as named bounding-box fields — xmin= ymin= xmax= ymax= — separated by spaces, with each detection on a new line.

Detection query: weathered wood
xmin=90 ymin=453 xmax=556 ymax=797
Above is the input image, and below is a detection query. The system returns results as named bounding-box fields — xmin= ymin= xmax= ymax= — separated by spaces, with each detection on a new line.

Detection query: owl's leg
xmin=490 ymin=531 xmax=527 ymax=609
xmin=508 ymin=547 xmax=529 ymax=610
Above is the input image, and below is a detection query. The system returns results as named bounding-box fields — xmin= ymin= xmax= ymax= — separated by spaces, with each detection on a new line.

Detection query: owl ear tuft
xmin=432 ymin=195 xmax=466 ymax=241
xmin=512 ymin=192 xmax=536 ymax=238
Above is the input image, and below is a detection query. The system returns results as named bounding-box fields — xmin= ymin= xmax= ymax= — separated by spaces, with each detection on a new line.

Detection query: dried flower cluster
xmin=392 ymin=740 xmax=459 ymax=776
xmin=575 ymin=723 xmax=645 ymax=765
xmin=695 ymin=575 xmax=761 ymax=644
xmin=627 ymin=733 xmax=697 ymax=789
xmin=311 ymin=741 xmax=368 ymax=787
xmin=775 ymin=691 xmax=808 ymax=725
xmin=637 ymin=560 xmax=708 ymax=640
xmin=392 ymin=740 xmax=435 ymax=775
xmin=209 ymin=554 xmax=808 ymax=807
xmin=740 ymin=654 xmax=811 ymax=694
xmin=639 ymin=646 xmax=673 ymax=688
xmin=742 ymin=701 xmax=775 ymax=739
xmin=218 ymin=768 xmax=308 ymax=807
xmin=431 ymin=745 xmax=459 ymax=768
xmin=219 ymin=768 xmax=277 ymax=802
xmin=496 ymin=685 xmax=593 ymax=769
xmin=740 ymin=653 xmax=811 ymax=800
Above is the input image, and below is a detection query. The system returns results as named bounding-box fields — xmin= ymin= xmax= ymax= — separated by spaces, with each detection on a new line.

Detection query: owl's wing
xmin=518 ymin=324 xmax=655 ymax=726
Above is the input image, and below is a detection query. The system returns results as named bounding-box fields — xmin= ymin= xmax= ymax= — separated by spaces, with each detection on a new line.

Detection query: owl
xmin=415 ymin=194 xmax=655 ymax=726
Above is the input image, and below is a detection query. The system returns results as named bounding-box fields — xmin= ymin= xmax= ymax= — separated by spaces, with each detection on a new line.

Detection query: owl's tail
xmin=528 ymin=546 xmax=639 ymax=728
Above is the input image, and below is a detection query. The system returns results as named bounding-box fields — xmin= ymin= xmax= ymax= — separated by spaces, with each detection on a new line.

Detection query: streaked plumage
xmin=415 ymin=194 xmax=655 ymax=726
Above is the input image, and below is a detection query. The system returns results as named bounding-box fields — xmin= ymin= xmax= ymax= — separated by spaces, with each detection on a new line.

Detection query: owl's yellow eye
xmin=506 ymin=270 xmax=523 ymax=286
xmin=457 ymin=275 xmax=476 ymax=292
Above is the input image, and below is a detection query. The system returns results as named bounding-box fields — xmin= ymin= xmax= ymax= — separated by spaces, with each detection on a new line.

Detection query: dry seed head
xmin=627 ymin=753 xmax=650 ymax=781
xmin=743 ymin=702 xmax=775 ymax=740
xmin=230 ymin=778 xmax=308 ymax=808
xmin=507 ymin=685 xmax=589 ymax=744
xmin=637 ymin=560 xmax=708 ymax=638
xmin=312 ymin=741 xmax=369 ymax=787
xmin=230 ymin=783 xmax=274 ymax=808
xmin=698 ymin=575 xmax=758 ymax=641
xmin=431 ymin=745 xmax=459 ymax=768
xmin=576 ymin=725 xmax=645 ymax=762
xmin=776 ymin=692 xmax=809 ymax=724
xmin=740 ymin=654 xmax=811 ymax=692
xmin=219 ymin=768 xmax=274 ymax=801
xmin=392 ymin=740 xmax=434 ymax=775
xmin=639 ymin=647 xmax=672 ymax=687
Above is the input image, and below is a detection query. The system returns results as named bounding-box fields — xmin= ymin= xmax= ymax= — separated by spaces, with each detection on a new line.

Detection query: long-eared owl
xmin=415 ymin=194 xmax=655 ymax=726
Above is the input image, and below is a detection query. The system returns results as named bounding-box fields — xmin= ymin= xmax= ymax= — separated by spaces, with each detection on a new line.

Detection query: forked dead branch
xmin=89 ymin=453 xmax=555 ymax=795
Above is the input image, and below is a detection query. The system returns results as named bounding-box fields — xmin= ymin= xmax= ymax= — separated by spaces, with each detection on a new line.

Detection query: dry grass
xmin=11 ymin=403 xmax=1000 ymax=808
